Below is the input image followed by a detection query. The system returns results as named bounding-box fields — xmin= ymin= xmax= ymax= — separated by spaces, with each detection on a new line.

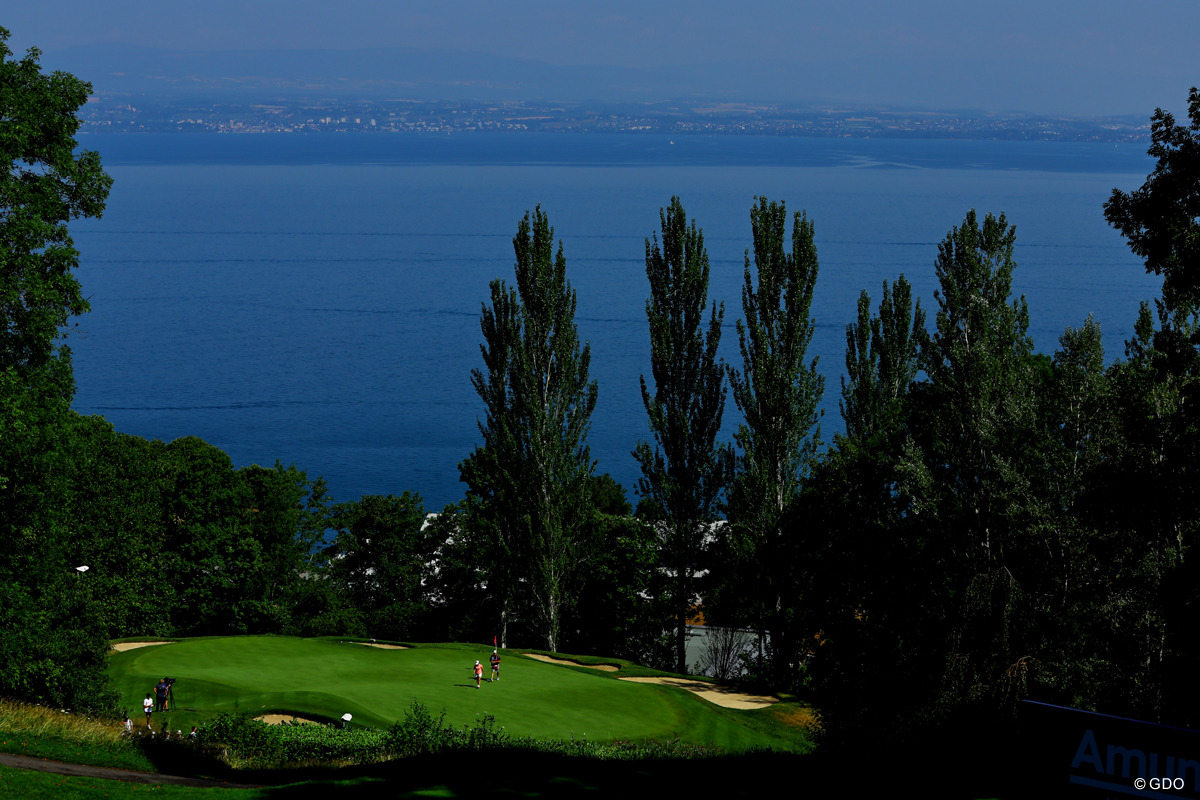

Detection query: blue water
xmin=69 ymin=133 xmax=1158 ymax=509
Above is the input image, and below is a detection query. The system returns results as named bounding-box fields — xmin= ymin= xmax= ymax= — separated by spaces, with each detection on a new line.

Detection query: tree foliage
xmin=1085 ymin=305 xmax=1200 ymax=723
xmin=0 ymin=28 xmax=116 ymax=712
xmin=0 ymin=27 xmax=112 ymax=390
xmin=461 ymin=206 xmax=598 ymax=652
xmin=728 ymin=198 xmax=824 ymax=527
xmin=633 ymin=197 xmax=730 ymax=673
xmin=721 ymin=197 xmax=824 ymax=687
xmin=566 ymin=477 xmax=666 ymax=665
xmin=1095 ymin=90 xmax=1200 ymax=722
xmin=1104 ymin=87 xmax=1200 ymax=314
xmin=895 ymin=210 xmax=1042 ymax=720
xmin=806 ymin=277 xmax=926 ymax=738
xmin=328 ymin=492 xmax=436 ymax=640
xmin=839 ymin=277 xmax=923 ymax=450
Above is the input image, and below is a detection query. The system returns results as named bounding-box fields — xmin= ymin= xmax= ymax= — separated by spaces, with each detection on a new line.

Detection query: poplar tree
xmin=724 ymin=197 xmax=824 ymax=687
xmin=902 ymin=210 xmax=1034 ymax=572
xmin=462 ymin=206 xmax=597 ymax=652
xmin=633 ymin=197 xmax=730 ymax=674
xmin=897 ymin=210 xmax=1042 ymax=718
xmin=812 ymin=278 xmax=927 ymax=737
xmin=840 ymin=276 xmax=923 ymax=449
xmin=836 ymin=276 xmax=924 ymax=614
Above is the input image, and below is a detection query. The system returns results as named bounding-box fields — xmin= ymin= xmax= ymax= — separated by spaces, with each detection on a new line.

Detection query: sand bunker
xmin=522 ymin=653 xmax=620 ymax=672
xmin=355 ymin=642 xmax=408 ymax=650
xmin=619 ymin=676 xmax=779 ymax=710
xmin=111 ymin=641 xmax=175 ymax=652
xmin=255 ymin=714 xmax=323 ymax=725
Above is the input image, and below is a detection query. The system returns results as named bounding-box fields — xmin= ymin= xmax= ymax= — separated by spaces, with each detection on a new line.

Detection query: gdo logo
xmin=1136 ymin=776 xmax=1186 ymax=790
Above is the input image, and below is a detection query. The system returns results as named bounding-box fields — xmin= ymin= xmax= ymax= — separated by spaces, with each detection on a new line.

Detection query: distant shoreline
xmin=79 ymin=96 xmax=1150 ymax=144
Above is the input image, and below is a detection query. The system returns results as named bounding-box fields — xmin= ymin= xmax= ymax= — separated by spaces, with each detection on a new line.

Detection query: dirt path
xmin=521 ymin=653 xmax=619 ymax=671
xmin=0 ymin=751 xmax=255 ymax=788
xmin=619 ymin=676 xmax=779 ymax=709
xmin=110 ymin=641 xmax=175 ymax=652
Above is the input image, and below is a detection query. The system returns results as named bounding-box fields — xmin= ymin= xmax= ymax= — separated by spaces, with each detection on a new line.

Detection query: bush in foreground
xmin=202 ymin=701 xmax=725 ymax=769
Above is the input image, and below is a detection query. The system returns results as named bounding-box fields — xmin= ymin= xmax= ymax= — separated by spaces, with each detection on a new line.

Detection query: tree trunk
xmin=500 ymin=601 xmax=508 ymax=649
xmin=676 ymin=579 xmax=689 ymax=674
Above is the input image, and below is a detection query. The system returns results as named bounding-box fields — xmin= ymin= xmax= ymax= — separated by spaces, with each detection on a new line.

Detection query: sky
xmin=4 ymin=1 xmax=1198 ymax=116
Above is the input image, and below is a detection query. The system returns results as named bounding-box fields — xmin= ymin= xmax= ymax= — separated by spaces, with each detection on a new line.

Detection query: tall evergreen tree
xmin=461 ymin=206 xmax=598 ymax=652
xmin=633 ymin=197 xmax=731 ymax=674
xmin=723 ymin=197 xmax=824 ymax=687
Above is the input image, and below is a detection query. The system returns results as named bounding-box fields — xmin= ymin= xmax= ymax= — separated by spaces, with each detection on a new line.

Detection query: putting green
xmin=109 ymin=637 xmax=782 ymax=749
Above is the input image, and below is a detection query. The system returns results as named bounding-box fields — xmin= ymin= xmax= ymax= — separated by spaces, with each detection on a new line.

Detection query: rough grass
xmin=0 ymin=698 xmax=124 ymax=742
xmin=0 ymin=699 xmax=155 ymax=773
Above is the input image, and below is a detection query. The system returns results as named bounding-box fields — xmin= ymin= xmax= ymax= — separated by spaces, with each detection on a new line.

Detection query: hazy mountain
xmin=40 ymin=43 xmax=1168 ymax=117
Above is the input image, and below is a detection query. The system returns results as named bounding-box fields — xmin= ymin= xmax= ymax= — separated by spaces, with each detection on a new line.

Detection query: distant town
xmin=80 ymin=95 xmax=1150 ymax=142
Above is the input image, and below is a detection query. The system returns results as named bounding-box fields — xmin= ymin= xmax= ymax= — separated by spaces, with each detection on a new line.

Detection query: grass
xmin=0 ymin=748 xmax=1009 ymax=800
xmin=0 ymin=683 xmax=1011 ymax=799
xmin=0 ymin=766 xmax=270 ymax=799
xmin=107 ymin=636 xmax=809 ymax=752
xmin=2 ymin=752 xmax=780 ymax=799
xmin=1 ymin=637 xmax=849 ymax=798
xmin=0 ymin=698 xmax=155 ymax=772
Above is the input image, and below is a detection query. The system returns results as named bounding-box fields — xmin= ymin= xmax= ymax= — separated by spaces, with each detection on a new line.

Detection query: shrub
xmin=383 ymin=701 xmax=454 ymax=756
xmin=463 ymin=712 xmax=507 ymax=750
xmin=275 ymin=724 xmax=385 ymax=764
xmin=201 ymin=713 xmax=282 ymax=763
xmin=196 ymin=702 xmax=725 ymax=769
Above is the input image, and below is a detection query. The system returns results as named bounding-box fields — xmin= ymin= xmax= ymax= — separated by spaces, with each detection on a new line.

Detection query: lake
xmin=69 ymin=132 xmax=1159 ymax=509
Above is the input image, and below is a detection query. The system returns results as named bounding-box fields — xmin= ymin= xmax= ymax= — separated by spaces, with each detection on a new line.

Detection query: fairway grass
xmin=108 ymin=637 xmax=802 ymax=752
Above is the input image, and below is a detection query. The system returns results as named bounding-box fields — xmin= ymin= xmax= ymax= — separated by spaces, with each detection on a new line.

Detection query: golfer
xmin=490 ymin=650 xmax=501 ymax=682
xmin=143 ymin=693 xmax=153 ymax=726
xmin=474 ymin=660 xmax=484 ymax=689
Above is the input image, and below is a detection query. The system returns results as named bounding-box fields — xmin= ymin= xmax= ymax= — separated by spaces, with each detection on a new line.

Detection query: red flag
xmin=493 ymin=635 xmax=497 ymax=647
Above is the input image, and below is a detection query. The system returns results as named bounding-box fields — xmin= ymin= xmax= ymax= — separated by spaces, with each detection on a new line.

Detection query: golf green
xmin=109 ymin=637 xmax=776 ymax=748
